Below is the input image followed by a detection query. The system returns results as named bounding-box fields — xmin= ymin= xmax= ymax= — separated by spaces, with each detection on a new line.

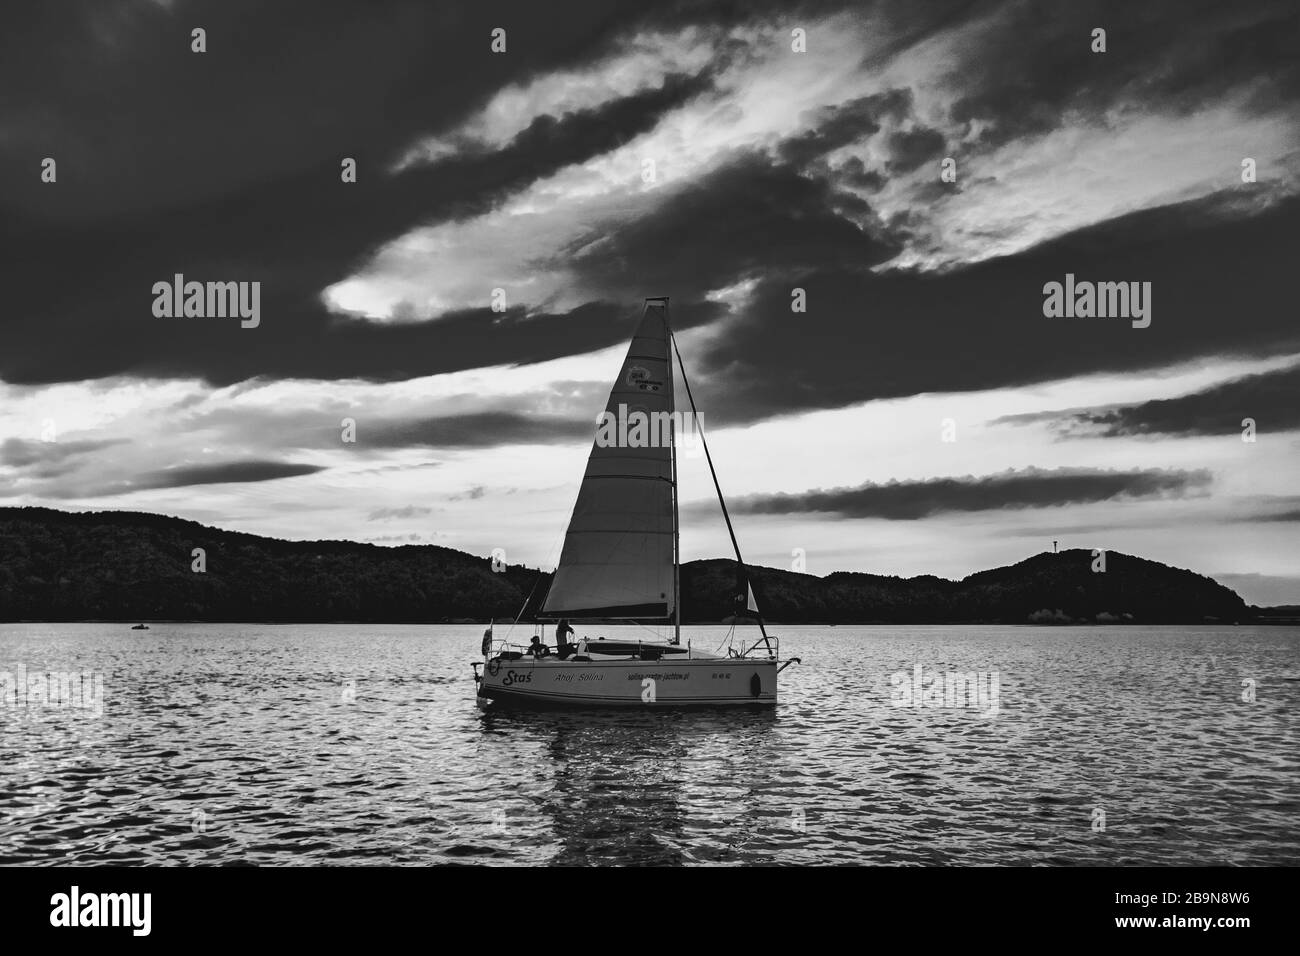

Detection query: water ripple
xmin=1 ymin=623 xmax=1296 ymax=865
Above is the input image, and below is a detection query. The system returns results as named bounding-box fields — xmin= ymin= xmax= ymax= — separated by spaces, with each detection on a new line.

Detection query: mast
xmin=661 ymin=297 xmax=682 ymax=645
xmin=669 ymin=328 xmax=773 ymax=655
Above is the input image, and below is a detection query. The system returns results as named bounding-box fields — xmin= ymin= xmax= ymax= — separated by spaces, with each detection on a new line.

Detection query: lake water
xmin=1 ymin=623 xmax=1296 ymax=866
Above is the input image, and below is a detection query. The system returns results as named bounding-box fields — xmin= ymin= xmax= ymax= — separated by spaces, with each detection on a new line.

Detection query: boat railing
xmin=488 ymin=638 xmax=542 ymax=658
xmin=736 ymin=634 xmax=779 ymax=660
xmin=487 ymin=634 xmax=782 ymax=660
xmin=487 ymin=636 xmax=583 ymax=659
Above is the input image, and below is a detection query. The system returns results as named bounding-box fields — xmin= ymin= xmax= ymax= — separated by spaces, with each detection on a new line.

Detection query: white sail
xmin=542 ymin=300 xmax=675 ymax=619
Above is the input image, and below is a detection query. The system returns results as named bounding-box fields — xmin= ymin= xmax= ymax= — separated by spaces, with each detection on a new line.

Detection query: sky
xmin=1 ymin=0 xmax=1298 ymax=603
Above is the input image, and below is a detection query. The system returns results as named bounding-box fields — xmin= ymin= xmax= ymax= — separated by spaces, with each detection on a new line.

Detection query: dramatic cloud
xmin=998 ymin=362 xmax=1300 ymax=438
xmin=549 ymin=152 xmax=899 ymax=304
xmin=128 ymin=461 xmax=326 ymax=493
xmin=775 ymin=89 xmax=906 ymax=168
xmin=719 ymin=467 xmax=1213 ymax=519
xmin=688 ymin=193 xmax=1300 ymax=425
xmin=4 ymin=458 xmax=328 ymax=500
xmin=4 ymin=0 xmax=1297 ymax=398
xmin=941 ymin=0 xmax=1300 ymax=150
xmin=0 ymin=75 xmax=720 ymax=387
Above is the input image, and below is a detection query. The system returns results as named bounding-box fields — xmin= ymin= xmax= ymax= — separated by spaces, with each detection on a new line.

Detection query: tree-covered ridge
xmin=0 ymin=507 xmax=1253 ymax=624
xmin=703 ymin=550 xmax=1251 ymax=624
xmin=0 ymin=507 xmax=535 ymax=623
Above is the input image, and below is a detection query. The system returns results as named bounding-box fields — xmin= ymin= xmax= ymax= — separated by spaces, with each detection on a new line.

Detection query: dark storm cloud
xmin=0 ymin=0 xmax=986 ymax=393
xmin=884 ymin=126 xmax=946 ymax=174
xmin=776 ymin=89 xmax=910 ymax=168
xmin=133 ymin=461 xmax=326 ymax=491
xmin=0 ymin=72 xmax=718 ymax=386
xmin=3 ymin=0 xmax=1297 ymax=421
xmin=836 ymin=157 xmax=888 ymax=193
xmin=556 ymin=152 xmax=899 ymax=303
xmin=943 ymin=0 xmax=1300 ymax=149
xmin=998 ymin=363 xmax=1300 ymax=438
xmin=20 ymin=459 xmax=329 ymax=500
xmin=718 ymin=467 xmax=1212 ymax=520
xmin=0 ymin=0 xmax=719 ymax=387
xmin=0 ymin=0 xmax=662 ymax=222
xmin=684 ymin=192 xmax=1300 ymax=425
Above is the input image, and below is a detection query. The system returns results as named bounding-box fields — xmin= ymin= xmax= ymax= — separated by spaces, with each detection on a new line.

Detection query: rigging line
xmin=516 ymin=487 xmax=573 ymax=636
xmin=668 ymin=302 xmax=682 ymax=647
xmin=504 ymin=569 xmax=546 ymax=643
xmin=669 ymin=330 xmax=772 ymax=654
xmin=631 ymin=619 xmax=670 ymax=640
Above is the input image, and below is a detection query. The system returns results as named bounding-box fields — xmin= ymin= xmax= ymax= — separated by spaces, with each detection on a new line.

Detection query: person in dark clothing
xmin=555 ymin=619 xmax=575 ymax=659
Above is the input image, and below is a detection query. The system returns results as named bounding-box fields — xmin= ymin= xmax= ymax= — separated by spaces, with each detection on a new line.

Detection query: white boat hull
xmin=478 ymin=655 xmax=778 ymax=707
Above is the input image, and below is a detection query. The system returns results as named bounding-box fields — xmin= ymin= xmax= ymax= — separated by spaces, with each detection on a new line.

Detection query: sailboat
xmin=474 ymin=297 xmax=797 ymax=707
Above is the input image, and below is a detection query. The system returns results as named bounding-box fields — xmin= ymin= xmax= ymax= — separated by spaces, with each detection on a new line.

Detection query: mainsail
xmin=542 ymin=300 xmax=676 ymax=619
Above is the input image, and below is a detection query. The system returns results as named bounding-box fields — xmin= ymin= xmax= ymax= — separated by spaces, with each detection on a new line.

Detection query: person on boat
xmin=555 ymin=619 xmax=575 ymax=659
xmin=529 ymin=635 xmax=549 ymax=658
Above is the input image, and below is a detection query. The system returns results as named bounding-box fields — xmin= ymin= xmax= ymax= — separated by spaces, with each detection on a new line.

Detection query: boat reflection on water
xmin=478 ymin=706 xmax=783 ymax=865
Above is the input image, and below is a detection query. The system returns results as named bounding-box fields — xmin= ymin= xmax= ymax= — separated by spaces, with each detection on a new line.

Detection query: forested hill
xmin=0 ymin=507 xmax=1255 ymax=624
xmin=684 ymin=552 xmax=1251 ymax=624
xmin=0 ymin=507 xmax=536 ymax=623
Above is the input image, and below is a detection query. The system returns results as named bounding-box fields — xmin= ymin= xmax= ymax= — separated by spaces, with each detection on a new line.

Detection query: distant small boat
xmin=474 ymin=298 xmax=799 ymax=707
xmin=131 ymin=624 xmax=149 ymax=630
